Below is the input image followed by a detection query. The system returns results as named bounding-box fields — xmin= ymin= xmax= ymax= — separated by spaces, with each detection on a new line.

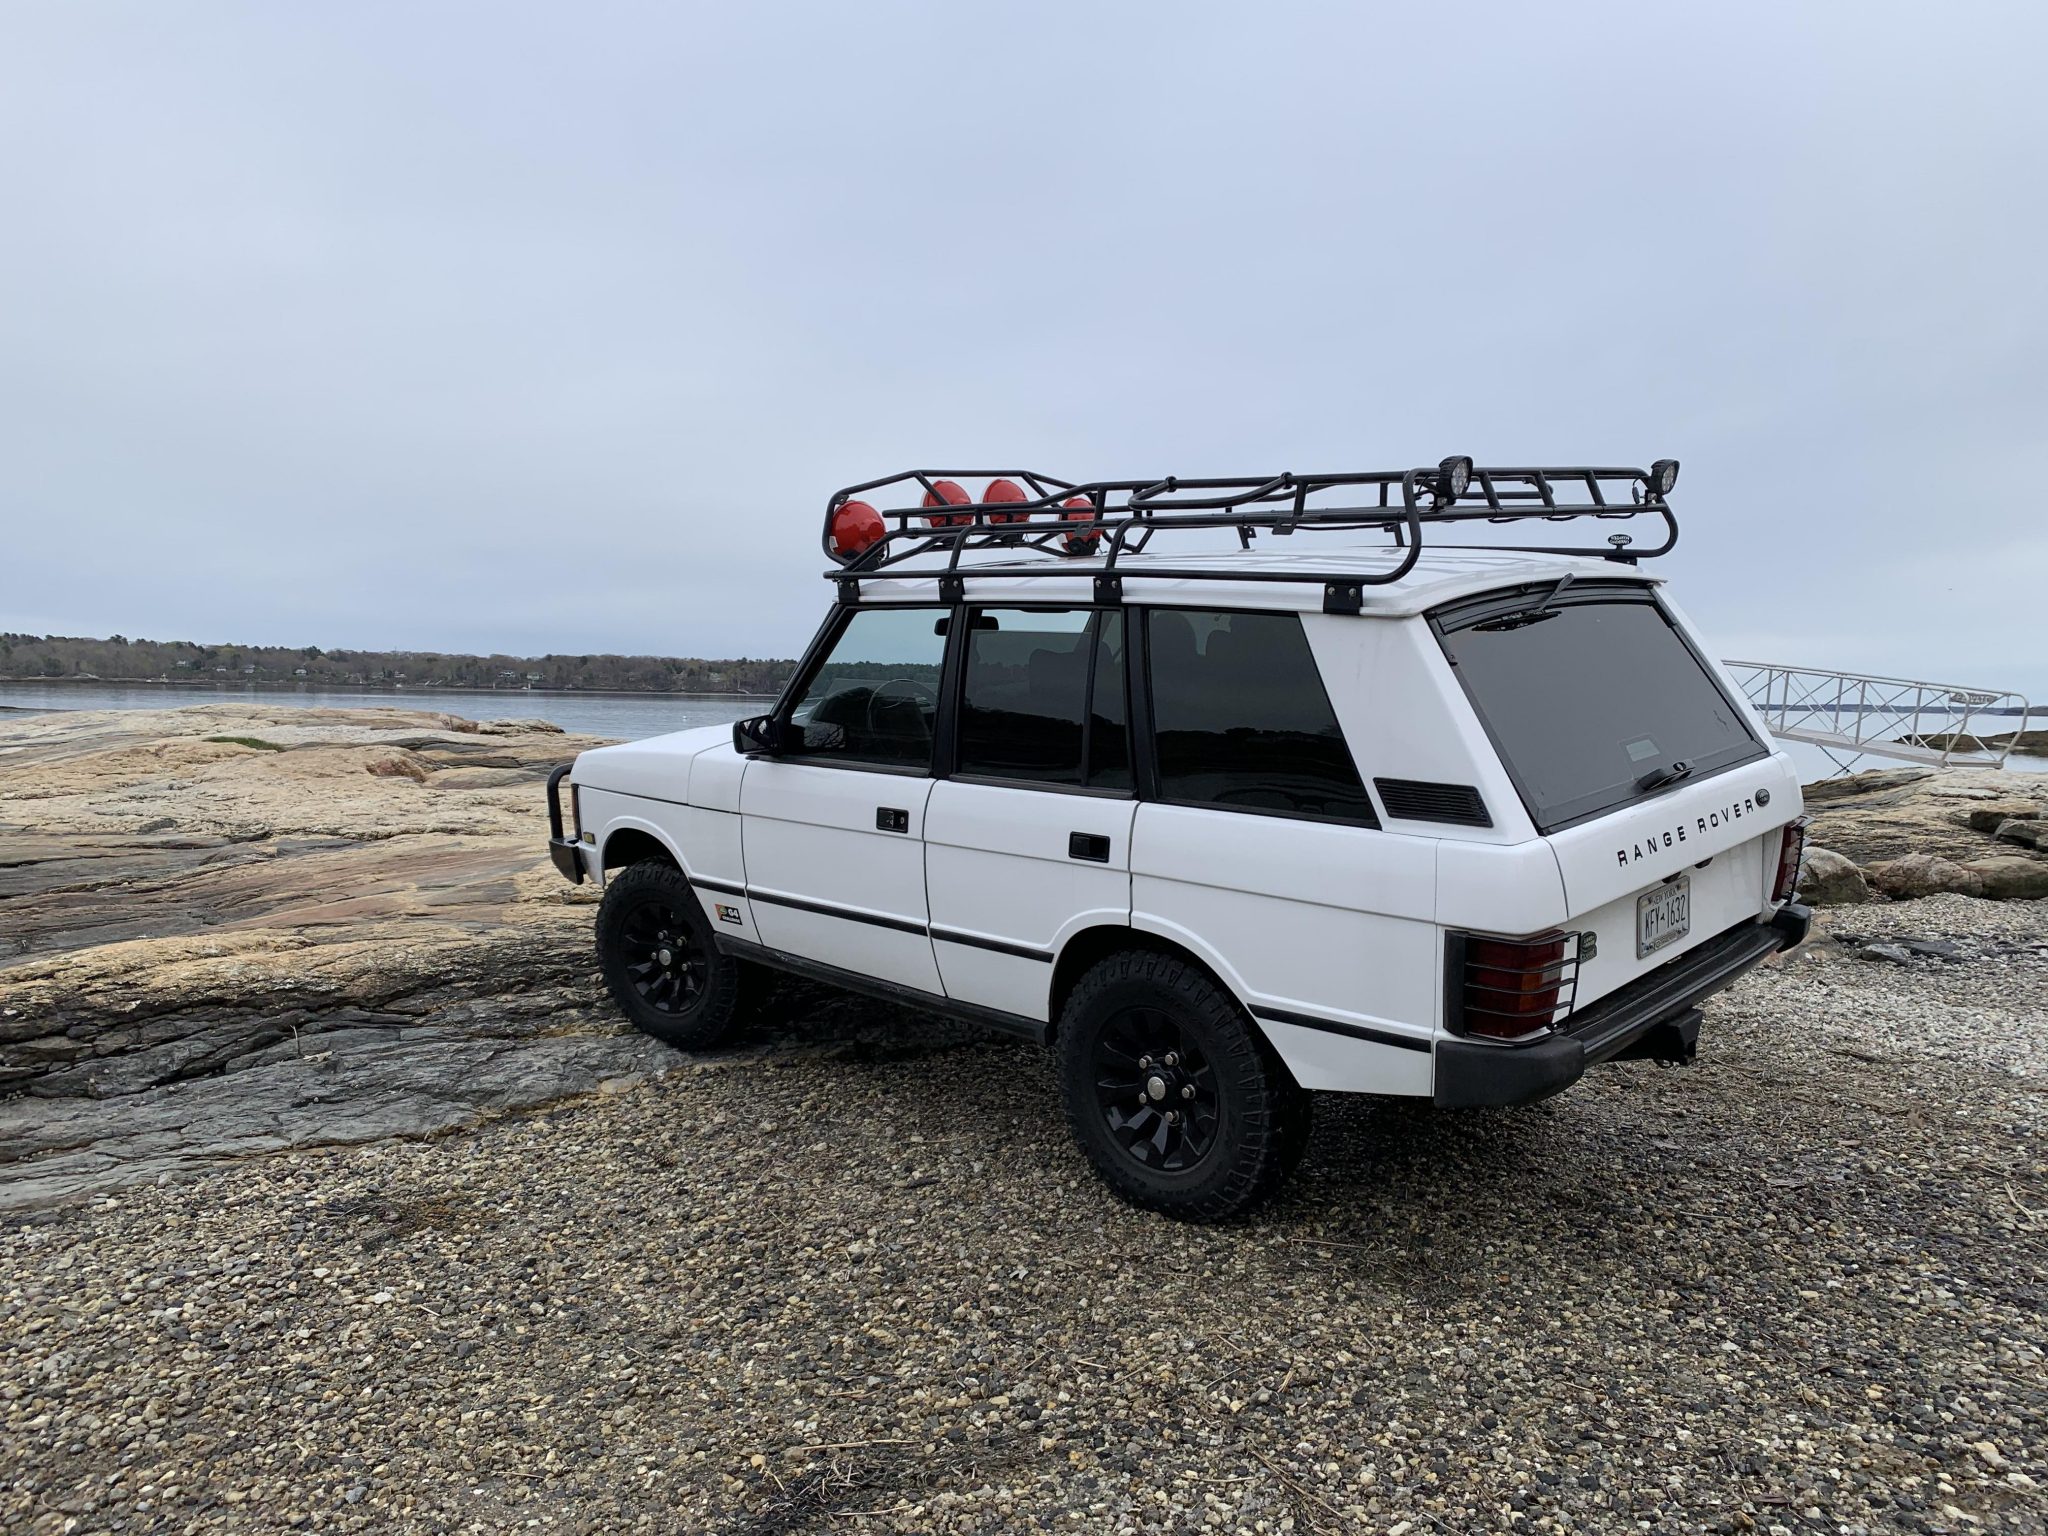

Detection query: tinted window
xmin=956 ymin=609 xmax=1130 ymax=789
xmin=787 ymin=607 xmax=946 ymax=768
xmin=1146 ymin=609 xmax=1375 ymax=822
xmin=1435 ymin=586 xmax=1763 ymax=831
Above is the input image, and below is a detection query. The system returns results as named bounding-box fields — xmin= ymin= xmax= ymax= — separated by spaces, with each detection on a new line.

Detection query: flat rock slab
xmin=0 ymin=1026 xmax=680 ymax=1212
xmin=0 ymin=706 xmax=632 ymax=1204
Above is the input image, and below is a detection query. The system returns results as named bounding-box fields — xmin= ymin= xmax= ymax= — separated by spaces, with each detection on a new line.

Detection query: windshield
xmin=1434 ymin=583 xmax=1764 ymax=832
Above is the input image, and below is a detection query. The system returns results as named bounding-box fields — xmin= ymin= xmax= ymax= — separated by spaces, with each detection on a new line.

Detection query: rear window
xmin=1434 ymin=582 xmax=1763 ymax=832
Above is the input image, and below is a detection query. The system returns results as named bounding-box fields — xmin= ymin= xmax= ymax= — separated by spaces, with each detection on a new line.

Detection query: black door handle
xmin=1068 ymin=832 xmax=1111 ymax=862
xmin=876 ymin=807 xmax=909 ymax=833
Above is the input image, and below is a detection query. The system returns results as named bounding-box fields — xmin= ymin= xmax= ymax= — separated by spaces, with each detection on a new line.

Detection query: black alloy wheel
xmin=1057 ymin=949 xmax=1307 ymax=1221
xmin=596 ymin=860 xmax=745 ymax=1049
xmin=618 ymin=898 xmax=708 ymax=1015
xmin=1091 ymin=1005 xmax=1221 ymax=1173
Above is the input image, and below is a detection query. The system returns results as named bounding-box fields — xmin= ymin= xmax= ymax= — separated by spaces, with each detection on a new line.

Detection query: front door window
xmin=786 ymin=607 xmax=947 ymax=769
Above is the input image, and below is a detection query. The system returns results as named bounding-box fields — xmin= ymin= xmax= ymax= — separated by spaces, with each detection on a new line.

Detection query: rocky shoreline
xmin=3 ymin=709 xmax=2045 ymax=1533
xmin=1 ymin=711 xmax=2043 ymax=1209
xmin=0 ymin=705 xmax=659 ymax=1208
xmin=1798 ymin=767 xmax=2048 ymax=904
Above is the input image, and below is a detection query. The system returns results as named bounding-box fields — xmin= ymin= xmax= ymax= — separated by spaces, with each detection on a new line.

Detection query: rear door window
xmin=1144 ymin=608 xmax=1376 ymax=824
xmin=955 ymin=608 xmax=1130 ymax=790
xmin=1433 ymin=582 xmax=1764 ymax=831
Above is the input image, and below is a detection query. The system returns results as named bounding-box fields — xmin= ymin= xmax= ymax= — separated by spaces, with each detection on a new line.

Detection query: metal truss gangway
xmin=1723 ymin=661 xmax=2034 ymax=774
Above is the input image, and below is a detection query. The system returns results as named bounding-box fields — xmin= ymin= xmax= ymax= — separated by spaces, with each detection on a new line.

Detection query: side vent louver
xmin=1374 ymin=778 xmax=1492 ymax=828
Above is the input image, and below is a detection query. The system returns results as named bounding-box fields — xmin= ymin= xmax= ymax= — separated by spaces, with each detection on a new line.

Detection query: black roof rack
xmin=821 ymin=458 xmax=1679 ymax=614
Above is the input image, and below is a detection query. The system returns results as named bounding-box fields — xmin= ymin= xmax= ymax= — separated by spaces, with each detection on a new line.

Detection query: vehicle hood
xmin=570 ymin=724 xmax=733 ymax=803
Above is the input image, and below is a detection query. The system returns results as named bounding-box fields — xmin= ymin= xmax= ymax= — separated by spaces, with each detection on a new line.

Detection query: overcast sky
xmin=3 ymin=3 xmax=2044 ymax=699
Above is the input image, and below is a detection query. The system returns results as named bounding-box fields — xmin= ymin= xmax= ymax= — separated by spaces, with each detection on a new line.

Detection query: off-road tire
xmin=596 ymin=861 xmax=745 ymax=1049
xmin=1056 ymin=950 xmax=1306 ymax=1221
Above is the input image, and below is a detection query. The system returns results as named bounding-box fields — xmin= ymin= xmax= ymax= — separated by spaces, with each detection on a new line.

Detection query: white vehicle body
xmin=551 ymin=544 xmax=1810 ymax=1110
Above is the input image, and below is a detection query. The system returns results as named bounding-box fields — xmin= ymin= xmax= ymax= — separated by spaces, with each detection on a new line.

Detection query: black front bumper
xmin=1433 ymin=903 xmax=1811 ymax=1108
xmin=546 ymin=763 xmax=585 ymax=885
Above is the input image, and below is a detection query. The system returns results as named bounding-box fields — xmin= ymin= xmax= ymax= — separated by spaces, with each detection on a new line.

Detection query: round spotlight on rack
xmin=1647 ymin=458 xmax=1680 ymax=497
xmin=827 ymin=499 xmax=884 ymax=564
xmin=922 ymin=479 xmax=972 ymax=528
xmin=1059 ymin=496 xmax=1101 ymax=556
xmin=983 ymin=477 xmax=1031 ymax=525
xmin=1437 ymin=455 xmax=1474 ymax=500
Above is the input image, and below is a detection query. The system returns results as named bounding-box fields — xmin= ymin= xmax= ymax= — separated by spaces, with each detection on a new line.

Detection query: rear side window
xmin=1144 ymin=609 xmax=1376 ymax=824
xmin=1434 ymin=583 xmax=1764 ymax=831
xmin=956 ymin=609 xmax=1130 ymax=789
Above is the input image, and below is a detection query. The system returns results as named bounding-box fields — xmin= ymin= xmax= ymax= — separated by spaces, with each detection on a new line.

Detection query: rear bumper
xmin=546 ymin=763 xmax=585 ymax=885
xmin=1433 ymin=902 xmax=1811 ymax=1108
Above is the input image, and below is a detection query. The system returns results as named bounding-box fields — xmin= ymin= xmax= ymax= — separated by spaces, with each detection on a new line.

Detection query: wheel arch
xmin=599 ymin=819 xmax=683 ymax=873
xmin=1047 ymin=924 xmax=1249 ymax=1044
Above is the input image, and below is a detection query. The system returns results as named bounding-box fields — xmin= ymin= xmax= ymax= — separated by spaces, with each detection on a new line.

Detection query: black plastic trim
xmin=689 ymin=874 xmax=746 ymax=897
xmin=548 ymin=838 xmax=584 ymax=884
xmin=929 ymin=927 xmax=1055 ymax=962
xmin=714 ymin=934 xmax=1047 ymax=1043
xmin=1374 ymin=777 xmax=1492 ymax=828
xmin=1250 ymin=1005 xmax=1431 ymax=1054
xmin=746 ymin=888 xmax=929 ymax=938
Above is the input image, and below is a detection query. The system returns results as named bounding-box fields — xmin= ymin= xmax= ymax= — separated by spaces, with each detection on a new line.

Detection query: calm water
xmin=0 ymin=682 xmax=761 ymax=741
xmin=2 ymin=681 xmax=2039 ymax=778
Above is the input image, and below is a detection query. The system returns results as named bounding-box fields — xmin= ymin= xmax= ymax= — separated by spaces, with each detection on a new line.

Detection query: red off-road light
xmin=827 ymin=499 xmax=884 ymax=563
xmin=922 ymin=479 xmax=972 ymax=528
xmin=1771 ymin=815 xmax=1810 ymax=905
xmin=1647 ymin=458 xmax=1680 ymax=497
xmin=1453 ymin=931 xmax=1578 ymax=1041
xmin=983 ymin=477 xmax=1031 ymax=525
xmin=1059 ymin=495 xmax=1100 ymax=555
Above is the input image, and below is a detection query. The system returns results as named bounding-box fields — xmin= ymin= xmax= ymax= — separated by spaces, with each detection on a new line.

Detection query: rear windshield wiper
xmin=1635 ymin=759 xmax=1693 ymax=792
xmin=1474 ymin=572 xmax=1575 ymax=632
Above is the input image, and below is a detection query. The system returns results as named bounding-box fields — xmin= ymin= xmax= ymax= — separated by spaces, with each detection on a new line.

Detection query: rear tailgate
xmin=1547 ymin=753 xmax=1802 ymax=1010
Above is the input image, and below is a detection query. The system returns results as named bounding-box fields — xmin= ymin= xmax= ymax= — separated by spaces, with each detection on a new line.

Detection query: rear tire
xmin=1056 ymin=950 xmax=1304 ymax=1221
xmin=596 ymin=861 xmax=744 ymax=1049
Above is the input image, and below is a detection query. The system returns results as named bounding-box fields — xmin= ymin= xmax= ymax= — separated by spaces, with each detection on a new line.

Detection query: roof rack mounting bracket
xmin=1323 ymin=581 xmax=1365 ymax=616
xmin=1093 ymin=572 xmax=1123 ymax=604
xmin=836 ymin=578 xmax=860 ymax=607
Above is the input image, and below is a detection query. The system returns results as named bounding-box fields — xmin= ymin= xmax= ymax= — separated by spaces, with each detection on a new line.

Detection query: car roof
xmin=842 ymin=545 xmax=1660 ymax=617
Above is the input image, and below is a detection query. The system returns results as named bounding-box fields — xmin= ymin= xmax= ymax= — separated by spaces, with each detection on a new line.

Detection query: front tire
xmin=596 ymin=861 xmax=744 ymax=1049
xmin=1056 ymin=950 xmax=1306 ymax=1221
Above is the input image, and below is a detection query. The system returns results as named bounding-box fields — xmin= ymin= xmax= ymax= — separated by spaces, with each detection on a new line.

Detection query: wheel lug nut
xmin=1164 ymin=1052 xmax=1179 ymax=1067
xmin=1166 ymin=1110 xmax=1180 ymax=1124
xmin=1181 ymin=1084 xmax=1195 ymax=1099
xmin=1138 ymin=1056 xmax=1152 ymax=1070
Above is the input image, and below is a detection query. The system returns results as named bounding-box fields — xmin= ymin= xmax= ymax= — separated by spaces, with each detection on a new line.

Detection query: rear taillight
xmin=1449 ymin=930 xmax=1583 ymax=1042
xmin=1771 ymin=815 xmax=1810 ymax=904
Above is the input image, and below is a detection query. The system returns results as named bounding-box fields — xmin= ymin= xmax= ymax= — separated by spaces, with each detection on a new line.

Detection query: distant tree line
xmin=0 ymin=634 xmax=796 ymax=696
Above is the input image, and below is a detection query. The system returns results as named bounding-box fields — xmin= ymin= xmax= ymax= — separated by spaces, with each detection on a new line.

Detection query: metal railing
xmin=1723 ymin=661 xmax=2033 ymax=771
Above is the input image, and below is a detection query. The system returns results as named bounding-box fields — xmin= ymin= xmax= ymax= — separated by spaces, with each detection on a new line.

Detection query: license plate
xmin=1636 ymin=876 xmax=1691 ymax=958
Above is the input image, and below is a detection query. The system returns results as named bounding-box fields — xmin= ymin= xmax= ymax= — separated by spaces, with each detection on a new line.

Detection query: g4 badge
xmin=715 ymin=904 xmax=743 ymax=926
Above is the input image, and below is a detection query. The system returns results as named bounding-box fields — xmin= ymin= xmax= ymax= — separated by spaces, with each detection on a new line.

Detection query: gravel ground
xmin=3 ymin=901 xmax=2045 ymax=1535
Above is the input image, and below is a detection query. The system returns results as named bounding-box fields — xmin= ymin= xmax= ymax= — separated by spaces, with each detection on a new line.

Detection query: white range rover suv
xmin=546 ymin=459 xmax=1810 ymax=1220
